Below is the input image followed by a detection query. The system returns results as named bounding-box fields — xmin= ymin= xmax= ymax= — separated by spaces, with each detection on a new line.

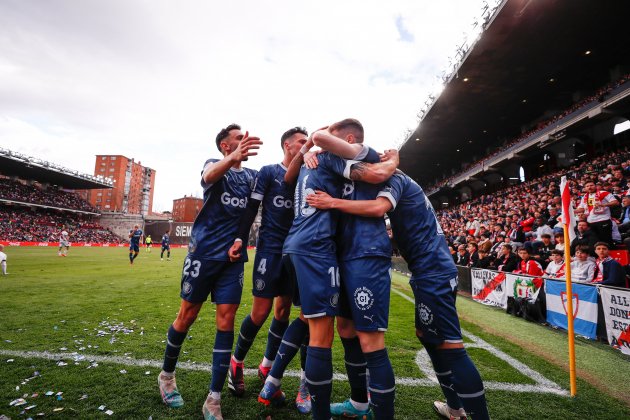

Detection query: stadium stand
xmin=0 ymin=205 xmax=122 ymax=243
xmin=0 ymin=177 xmax=96 ymax=212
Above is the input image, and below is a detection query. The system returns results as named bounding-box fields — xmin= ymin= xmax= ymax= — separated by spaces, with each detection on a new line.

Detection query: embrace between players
xmin=156 ymin=120 xmax=490 ymax=420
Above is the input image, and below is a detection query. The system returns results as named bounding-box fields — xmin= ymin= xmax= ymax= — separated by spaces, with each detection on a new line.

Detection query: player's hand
xmin=228 ymin=240 xmax=242 ymax=262
xmin=232 ymin=131 xmax=263 ymax=162
xmin=305 ymin=190 xmax=335 ymax=210
xmin=304 ymin=151 xmax=320 ymax=169
xmin=380 ymin=149 xmax=400 ymax=166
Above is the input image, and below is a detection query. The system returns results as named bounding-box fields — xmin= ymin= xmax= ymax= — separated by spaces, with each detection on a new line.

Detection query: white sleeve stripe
xmin=377 ymin=191 xmax=397 ymax=210
xmin=352 ymin=143 xmax=369 ymax=161
xmin=343 ymin=160 xmax=359 ymax=179
xmin=251 ymin=192 xmax=264 ymax=201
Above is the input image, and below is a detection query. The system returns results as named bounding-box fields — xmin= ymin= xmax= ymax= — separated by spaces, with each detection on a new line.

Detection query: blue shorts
xmin=410 ymin=275 xmax=462 ymax=345
xmin=252 ymin=252 xmax=295 ymax=299
xmin=339 ymin=257 xmax=391 ymax=332
xmin=129 ymin=243 xmax=140 ymax=252
xmin=180 ymin=255 xmax=244 ymax=304
xmin=288 ymin=253 xmax=339 ymax=318
xmin=162 ymin=244 xmax=170 ymax=251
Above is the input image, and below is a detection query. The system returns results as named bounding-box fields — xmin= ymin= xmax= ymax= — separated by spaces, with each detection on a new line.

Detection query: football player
xmin=157 ymin=124 xmax=261 ymax=420
xmin=128 ymin=225 xmax=143 ymax=264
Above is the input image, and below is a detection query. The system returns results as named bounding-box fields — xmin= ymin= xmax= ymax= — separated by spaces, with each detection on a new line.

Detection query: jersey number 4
xmin=183 ymin=258 xmax=201 ymax=278
xmin=257 ymin=258 xmax=267 ymax=275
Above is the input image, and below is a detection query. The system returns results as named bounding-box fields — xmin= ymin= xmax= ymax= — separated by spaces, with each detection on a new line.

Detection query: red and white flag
xmin=560 ymin=176 xmax=577 ymax=243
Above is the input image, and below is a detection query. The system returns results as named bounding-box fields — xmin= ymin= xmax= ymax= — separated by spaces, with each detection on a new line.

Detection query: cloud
xmin=0 ymin=0 xmax=486 ymax=211
xmin=395 ymin=15 xmax=415 ymax=43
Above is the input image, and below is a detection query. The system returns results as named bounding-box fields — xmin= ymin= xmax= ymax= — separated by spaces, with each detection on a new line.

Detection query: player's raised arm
xmin=312 ymin=129 xmax=364 ymax=159
xmin=306 ymin=190 xmax=393 ymax=218
xmin=203 ymin=127 xmax=263 ymax=186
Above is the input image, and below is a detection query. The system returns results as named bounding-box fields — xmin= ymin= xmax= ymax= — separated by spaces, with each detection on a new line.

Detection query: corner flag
xmin=560 ymin=176 xmax=576 ymax=243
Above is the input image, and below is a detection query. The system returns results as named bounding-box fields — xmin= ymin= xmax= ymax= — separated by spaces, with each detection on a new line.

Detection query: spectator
xmin=554 ymin=232 xmax=565 ymax=252
xmin=489 ymin=234 xmax=506 ymax=257
xmin=617 ymin=196 xmax=630 ymax=239
xmin=455 ymin=244 xmax=469 ymax=266
xmin=544 ymin=250 xmax=566 ymax=278
xmin=513 ymin=247 xmax=544 ymax=278
xmin=492 ymin=244 xmax=518 ymax=272
xmin=467 ymin=242 xmax=480 ymax=267
xmin=478 ymin=232 xmax=493 ymax=253
xmin=532 ymin=234 xmax=554 ymax=268
xmin=570 ymin=245 xmax=596 ymax=283
xmin=473 ymin=249 xmax=493 ymax=269
xmin=592 ymin=242 xmax=627 ymax=287
xmin=570 ymin=221 xmax=598 ymax=256
xmin=578 ymin=180 xmax=618 ymax=245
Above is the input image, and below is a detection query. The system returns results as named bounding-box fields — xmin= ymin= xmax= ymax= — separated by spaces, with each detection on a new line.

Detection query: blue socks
xmin=268 ymin=317 xmax=308 ymax=380
xmin=210 ymin=330 xmax=234 ymax=392
xmin=341 ymin=337 xmax=368 ymax=403
xmin=234 ymin=315 xmax=262 ymax=362
xmin=440 ymin=347 xmax=489 ymax=420
xmin=300 ymin=335 xmax=308 ymax=371
xmin=305 ymin=346 xmax=333 ymax=420
xmin=364 ymin=348 xmax=395 ymax=419
xmin=264 ymin=317 xmax=289 ymax=362
xmin=421 ymin=340 xmax=463 ymax=412
xmin=162 ymin=325 xmax=187 ymax=373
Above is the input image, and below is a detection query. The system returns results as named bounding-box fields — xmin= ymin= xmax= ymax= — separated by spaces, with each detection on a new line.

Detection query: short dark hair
xmin=594 ymin=241 xmax=610 ymax=249
xmin=517 ymin=246 xmax=529 ymax=253
xmin=329 ymin=118 xmax=364 ymax=143
xmin=281 ymin=127 xmax=308 ymax=149
xmin=575 ymin=245 xmax=591 ymax=254
xmin=215 ymin=123 xmax=241 ymax=152
xmin=541 ymin=233 xmax=551 ymax=239
xmin=550 ymin=249 xmax=563 ymax=256
xmin=502 ymin=243 xmax=513 ymax=251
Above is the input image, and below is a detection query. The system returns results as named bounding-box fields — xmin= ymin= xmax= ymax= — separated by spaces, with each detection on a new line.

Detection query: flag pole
xmin=560 ymin=175 xmax=577 ymax=396
xmin=562 ymin=224 xmax=577 ymax=396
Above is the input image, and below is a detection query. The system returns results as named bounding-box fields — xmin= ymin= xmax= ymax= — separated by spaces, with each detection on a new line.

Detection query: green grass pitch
xmin=0 ymin=247 xmax=629 ymax=419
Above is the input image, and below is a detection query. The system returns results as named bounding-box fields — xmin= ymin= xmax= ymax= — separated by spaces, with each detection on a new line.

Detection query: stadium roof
xmin=399 ymin=0 xmax=630 ymax=186
xmin=0 ymin=148 xmax=112 ymax=190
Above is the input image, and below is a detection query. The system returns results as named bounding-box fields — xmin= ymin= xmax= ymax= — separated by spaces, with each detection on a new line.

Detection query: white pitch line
xmin=0 ymin=349 xmax=431 ymax=387
xmin=392 ymin=284 xmax=569 ymax=396
xmin=0 ymin=285 xmax=568 ymax=395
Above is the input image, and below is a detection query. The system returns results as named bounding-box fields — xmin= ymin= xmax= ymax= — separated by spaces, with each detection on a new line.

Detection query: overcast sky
xmin=0 ymin=0 xmax=488 ymax=212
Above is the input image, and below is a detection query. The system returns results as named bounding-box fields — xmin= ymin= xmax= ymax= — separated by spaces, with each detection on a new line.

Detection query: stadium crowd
xmin=0 ymin=177 xmax=96 ymax=212
xmin=429 ymin=73 xmax=630 ymax=192
xmin=439 ymin=148 xmax=630 ymax=287
xmin=0 ymin=206 xmax=122 ymax=243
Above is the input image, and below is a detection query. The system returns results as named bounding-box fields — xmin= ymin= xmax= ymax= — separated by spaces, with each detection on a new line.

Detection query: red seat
xmin=610 ymin=249 xmax=629 ymax=266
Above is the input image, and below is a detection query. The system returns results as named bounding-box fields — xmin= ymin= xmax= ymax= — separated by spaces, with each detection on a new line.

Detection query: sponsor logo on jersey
xmin=342 ymin=182 xmax=354 ymax=197
xmin=182 ymin=281 xmax=192 ymax=295
xmin=221 ymin=192 xmax=247 ymax=208
xmin=255 ymin=278 xmax=266 ymax=291
xmin=354 ymin=286 xmax=374 ymax=311
xmin=417 ymin=302 xmax=433 ymax=325
xmin=272 ymin=196 xmax=293 ymax=208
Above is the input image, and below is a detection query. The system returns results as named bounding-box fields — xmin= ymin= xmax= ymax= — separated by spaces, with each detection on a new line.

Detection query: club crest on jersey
xmin=255 ymin=278 xmax=265 ymax=291
xmin=182 ymin=281 xmax=192 ymax=295
xmin=354 ymin=286 xmax=374 ymax=311
xmin=330 ymin=293 xmax=339 ymax=307
xmin=417 ymin=303 xmax=433 ymax=325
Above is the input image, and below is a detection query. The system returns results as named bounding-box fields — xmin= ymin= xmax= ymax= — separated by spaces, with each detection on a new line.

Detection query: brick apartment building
xmin=86 ymin=155 xmax=156 ymax=215
xmin=172 ymin=196 xmax=203 ymax=222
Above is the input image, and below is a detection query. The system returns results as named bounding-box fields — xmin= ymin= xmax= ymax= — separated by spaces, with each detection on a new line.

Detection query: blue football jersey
xmin=336 ymin=147 xmax=392 ymax=261
xmin=283 ymin=152 xmax=355 ymax=257
xmin=130 ymin=229 xmax=143 ymax=244
xmin=162 ymin=234 xmax=170 ymax=246
xmin=251 ymin=163 xmax=294 ymax=253
xmin=189 ymin=158 xmax=257 ymax=261
xmin=378 ymin=172 xmax=457 ymax=279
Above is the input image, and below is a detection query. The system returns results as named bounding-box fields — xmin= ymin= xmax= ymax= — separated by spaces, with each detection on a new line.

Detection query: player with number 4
xmin=158 ymin=124 xmax=262 ymax=420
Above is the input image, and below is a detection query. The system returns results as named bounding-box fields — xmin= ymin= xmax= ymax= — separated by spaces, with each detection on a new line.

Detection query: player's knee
xmin=356 ymin=330 xmax=385 ymax=353
xmin=273 ymin=304 xmax=290 ymax=322
xmin=216 ymin=304 xmax=239 ymax=330
xmin=174 ymin=312 xmax=198 ymax=331
xmin=250 ymin=306 xmax=271 ymax=326
xmin=336 ymin=317 xmax=356 ymax=338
